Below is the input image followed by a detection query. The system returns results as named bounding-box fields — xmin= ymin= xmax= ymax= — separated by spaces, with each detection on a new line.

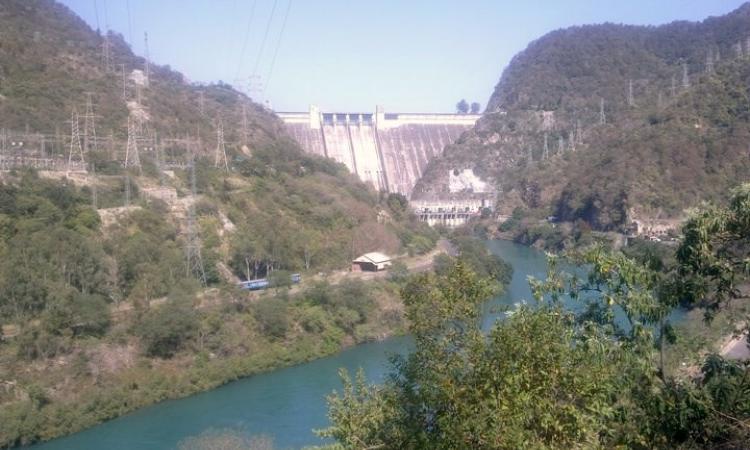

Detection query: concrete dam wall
xmin=277 ymin=106 xmax=480 ymax=198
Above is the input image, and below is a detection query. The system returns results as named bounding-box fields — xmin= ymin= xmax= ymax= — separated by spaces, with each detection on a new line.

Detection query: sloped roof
xmin=353 ymin=252 xmax=391 ymax=264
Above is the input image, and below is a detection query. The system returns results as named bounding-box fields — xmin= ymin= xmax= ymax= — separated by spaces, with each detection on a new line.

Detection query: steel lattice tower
xmin=82 ymin=93 xmax=98 ymax=153
xmin=215 ymin=117 xmax=228 ymax=171
xmin=186 ymin=148 xmax=207 ymax=286
xmin=125 ymin=116 xmax=141 ymax=170
xmin=67 ymin=109 xmax=85 ymax=173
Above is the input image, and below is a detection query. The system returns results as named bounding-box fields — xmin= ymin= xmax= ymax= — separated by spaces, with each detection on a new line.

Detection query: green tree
xmin=320 ymin=262 xmax=648 ymax=449
xmin=455 ymin=99 xmax=469 ymax=114
xmin=136 ymin=298 xmax=199 ymax=358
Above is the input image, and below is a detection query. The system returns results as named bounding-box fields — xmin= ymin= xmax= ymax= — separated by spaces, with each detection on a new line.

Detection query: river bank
xmin=20 ymin=240 xmax=535 ymax=449
xmin=1 ymin=277 xmax=409 ymax=448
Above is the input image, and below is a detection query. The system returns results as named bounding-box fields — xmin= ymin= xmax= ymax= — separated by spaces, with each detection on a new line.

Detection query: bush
xmin=252 ymin=299 xmax=288 ymax=339
xmin=136 ymin=300 xmax=199 ymax=358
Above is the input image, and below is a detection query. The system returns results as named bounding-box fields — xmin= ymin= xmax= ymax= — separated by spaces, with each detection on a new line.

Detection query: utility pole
xmin=682 ymin=62 xmax=690 ymax=89
xmin=186 ymin=147 xmax=207 ymax=286
xmin=101 ymin=33 xmax=113 ymax=73
xmin=143 ymin=32 xmax=150 ymax=87
xmin=124 ymin=173 xmax=131 ymax=207
xmin=120 ymin=64 xmax=127 ymax=100
xmin=155 ymin=135 xmax=165 ymax=187
xmin=67 ymin=109 xmax=84 ymax=173
xmin=198 ymin=91 xmax=205 ymax=117
xmin=628 ymin=79 xmax=635 ymax=107
xmin=82 ymin=92 xmax=98 ymax=153
xmin=0 ymin=128 xmax=6 ymax=155
xmin=90 ymin=159 xmax=98 ymax=209
xmin=240 ymin=101 xmax=249 ymax=145
xmin=125 ymin=116 xmax=141 ymax=171
xmin=599 ymin=98 xmax=606 ymax=125
xmin=215 ymin=116 xmax=228 ymax=171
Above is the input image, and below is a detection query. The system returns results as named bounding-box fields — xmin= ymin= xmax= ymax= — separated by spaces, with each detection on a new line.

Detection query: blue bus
xmin=239 ymin=273 xmax=301 ymax=291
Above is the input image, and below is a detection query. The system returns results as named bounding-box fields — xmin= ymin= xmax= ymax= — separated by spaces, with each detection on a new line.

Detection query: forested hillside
xmin=0 ymin=1 xmax=441 ymax=446
xmin=0 ymin=0 xmax=279 ymax=150
xmin=415 ymin=3 xmax=750 ymax=233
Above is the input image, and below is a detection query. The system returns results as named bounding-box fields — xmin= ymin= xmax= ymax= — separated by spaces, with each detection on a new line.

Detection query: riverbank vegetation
xmin=322 ymin=184 xmax=750 ymax=449
xmin=0 ymin=145 xmax=438 ymax=448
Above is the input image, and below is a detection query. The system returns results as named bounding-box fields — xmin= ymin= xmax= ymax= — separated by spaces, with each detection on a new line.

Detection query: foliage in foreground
xmin=321 ymin=184 xmax=750 ymax=449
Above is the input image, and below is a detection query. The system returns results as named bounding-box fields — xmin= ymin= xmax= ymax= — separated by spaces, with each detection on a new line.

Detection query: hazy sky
xmin=60 ymin=0 xmax=748 ymax=113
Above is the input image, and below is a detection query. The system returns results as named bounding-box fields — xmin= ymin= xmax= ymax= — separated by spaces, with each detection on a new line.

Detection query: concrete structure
xmin=278 ymin=105 xmax=480 ymax=198
xmin=411 ymin=197 xmax=493 ymax=228
xmin=352 ymin=252 xmax=392 ymax=272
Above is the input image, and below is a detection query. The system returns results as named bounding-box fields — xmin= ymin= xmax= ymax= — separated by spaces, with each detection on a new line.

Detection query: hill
xmin=0 ymin=1 xmax=440 ymax=446
xmin=414 ymin=3 xmax=750 ymax=237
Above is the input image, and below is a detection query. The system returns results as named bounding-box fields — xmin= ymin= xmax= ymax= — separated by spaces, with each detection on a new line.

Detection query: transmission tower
xmin=706 ymin=49 xmax=714 ymax=75
xmin=599 ymin=98 xmax=606 ymax=125
xmin=82 ymin=93 xmax=98 ymax=153
xmin=67 ymin=109 xmax=85 ymax=173
xmin=0 ymin=128 xmax=7 ymax=155
xmin=215 ymin=117 xmax=228 ymax=171
xmin=186 ymin=149 xmax=207 ymax=286
xmin=90 ymin=159 xmax=98 ymax=208
xmin=101 ymin=33 xmax=113 ymax=73
xmin=198 ymin=91 xmax=205 ymax=116
xmin=682 ymin=62 xmax=690 ymax=89
xmin=120 ymin=64 xmax=128 ymax=100
xmin=628 ymin=79 xmax=635 ymax=107
xmin=125 ymin=116 xmax=141 ymax=171
xmin=240 ymin=102 xmax=249 ymax=145
xmin=143 ymin=32 xmax=151 ymax=87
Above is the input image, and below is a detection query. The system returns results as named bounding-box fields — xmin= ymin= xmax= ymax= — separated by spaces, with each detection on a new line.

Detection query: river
xmin=28 ymin=240 xmax=597 ymax=449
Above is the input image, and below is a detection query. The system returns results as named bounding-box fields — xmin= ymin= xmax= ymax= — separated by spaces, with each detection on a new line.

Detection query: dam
xmin=277 ymin=106 xmax=480 ymax=198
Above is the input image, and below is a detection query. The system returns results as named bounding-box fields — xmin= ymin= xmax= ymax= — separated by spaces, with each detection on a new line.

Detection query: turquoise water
xmin=31 ymin=240 xmax=671 ymax=450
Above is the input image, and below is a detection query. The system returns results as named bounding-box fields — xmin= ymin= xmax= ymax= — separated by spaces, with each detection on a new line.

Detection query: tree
xmin=676 ymin=183 xmax=750 ymax=318
xmin=470 ymin=102 xmax=481 ymax=114
xmin=136 ymin=298 xmax=199 ymax=358
xmin=320 ymin=262 xmax=648 ymax=449
xmin=455 ymin=99 xmax=469 ymax=114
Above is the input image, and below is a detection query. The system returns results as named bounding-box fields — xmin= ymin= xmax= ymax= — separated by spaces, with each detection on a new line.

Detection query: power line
xmin=126 ymin=0 xmax=133 ymax=44
xmin=234 ymin=0 xmax=257 ymax=80
xmin=93 ymin=0 xmax=100 ymax=32
xmin=251 ymin=0 xmax=279 ymax=78
xmin=263 ymin=0 xmax=293 ymax=96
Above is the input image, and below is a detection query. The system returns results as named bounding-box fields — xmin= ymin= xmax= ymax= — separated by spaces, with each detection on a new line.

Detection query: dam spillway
xmin=278 ymin=106 xmax=480 ymax=198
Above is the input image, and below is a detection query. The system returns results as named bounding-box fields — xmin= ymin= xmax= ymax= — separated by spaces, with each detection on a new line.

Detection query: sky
xmin=60 ymin=0 xmax=749 ymax=113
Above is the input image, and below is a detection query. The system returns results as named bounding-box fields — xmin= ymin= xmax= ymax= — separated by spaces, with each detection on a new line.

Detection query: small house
xmin=352 ymin=252 xmax=392 ymax=272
